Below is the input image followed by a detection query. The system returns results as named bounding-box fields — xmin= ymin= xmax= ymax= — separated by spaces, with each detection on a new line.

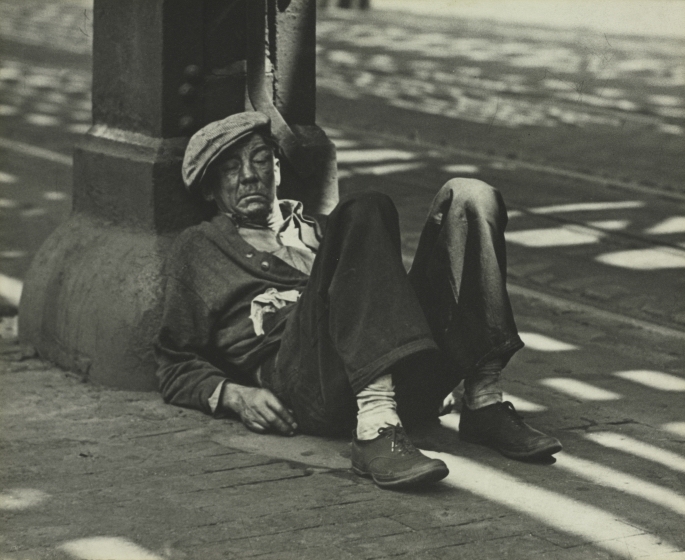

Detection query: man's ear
xmin=273 ymin=156 xmax=281 ymax=188
xmin=201 ymin=181 xmax=215 ymax=202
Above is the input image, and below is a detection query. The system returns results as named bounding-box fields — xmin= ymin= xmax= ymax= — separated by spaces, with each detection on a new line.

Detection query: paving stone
xmin=534 ymin=527 xmax=589 ymax=549
xmin=583 ymin=283 xmax=633 ymax=301
xmin=191 ymin=475 xmax=375 ymax=525
xmin=0 ymin=548 xmax=73 ymax=560
xmin=539 ymin=546 xmax=620 ymax=560
xmin=341 ymin=519 xmax=536 ymax=559
xmin=536 ymin=275 xmax=600 ymax=297
xmin=671 ymin=312 xmax=685 ymax=326
xmin=391 ymin=505 xmax=512 ymax=532
xmin=427 ymin=534 xmax=563 ymax=559
xmin=507 ymin=262 xmax=554 ymax=279
xmin=211 ymin=516 xmax=411 ymax=558
xmin=196 ymin=494 xmax=405 ymax=541
xmin=528 ymin=272 xmax=558 ymax=285
xmin=240 ymin=545 xmax=358 ymax=560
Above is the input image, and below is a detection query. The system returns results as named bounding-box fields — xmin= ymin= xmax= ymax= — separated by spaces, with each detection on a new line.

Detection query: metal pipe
xmin=246 ymin=0 xmax=313 ymax=177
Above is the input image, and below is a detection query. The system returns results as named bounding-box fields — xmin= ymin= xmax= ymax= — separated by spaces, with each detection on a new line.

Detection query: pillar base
xmin=18 ymin=124 xmax=337 ymax=391
xmin=19 ymin=213 xmax=171 ymax=390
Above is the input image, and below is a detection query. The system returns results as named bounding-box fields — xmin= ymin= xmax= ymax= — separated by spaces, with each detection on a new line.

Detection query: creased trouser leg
xmin=263 ymin=181 xmax=523 ymax=435
xmin=408 ymin=179 xmax=524 ymax=376
xmin=263 ymin=192 xmax=438 ymax=436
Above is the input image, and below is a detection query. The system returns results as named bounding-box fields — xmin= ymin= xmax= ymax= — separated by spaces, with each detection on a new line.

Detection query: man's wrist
xmin=219 ymin=382 xmax=247 ymax=415
xmin=208 ymin=380 xmax=226 ymax=415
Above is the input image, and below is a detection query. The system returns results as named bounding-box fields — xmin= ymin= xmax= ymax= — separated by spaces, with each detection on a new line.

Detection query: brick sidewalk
xmin=2 ymin=290 xmax=684 ymax=559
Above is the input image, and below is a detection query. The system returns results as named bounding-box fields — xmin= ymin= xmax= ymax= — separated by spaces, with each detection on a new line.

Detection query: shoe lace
xmin=502 ymin=401 xmax=526 ymax=427
xmin=377 ymin=425 xmax=420 ymax=456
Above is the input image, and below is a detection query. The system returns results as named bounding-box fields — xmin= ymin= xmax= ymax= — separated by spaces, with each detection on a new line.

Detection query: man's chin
xmin=236 ymin=199 xmax=272 ymax=222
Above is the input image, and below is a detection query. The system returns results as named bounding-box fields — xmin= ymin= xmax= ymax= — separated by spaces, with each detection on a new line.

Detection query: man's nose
xmin=240 ymin=161 xmax=258 ymax=183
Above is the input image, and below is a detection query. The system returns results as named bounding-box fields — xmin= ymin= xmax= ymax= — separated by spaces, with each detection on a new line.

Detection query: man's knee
xmin=339 ymin=191 xmax=397 ymax=223
xmin=439 ymin=178 xmax=504 ymax=219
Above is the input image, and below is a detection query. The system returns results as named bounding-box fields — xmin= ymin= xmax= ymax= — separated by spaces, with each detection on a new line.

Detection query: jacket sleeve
xmin=154 ymin=273 xmax=235 ymax=416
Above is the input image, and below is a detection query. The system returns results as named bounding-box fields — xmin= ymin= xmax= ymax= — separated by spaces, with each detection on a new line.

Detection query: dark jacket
xmin=154 ymin=213 xmax=310 ymax=414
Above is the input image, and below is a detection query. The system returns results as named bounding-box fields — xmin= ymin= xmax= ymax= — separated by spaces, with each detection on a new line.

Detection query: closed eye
xmin=220 ymin=159 xmax=241 ymax=172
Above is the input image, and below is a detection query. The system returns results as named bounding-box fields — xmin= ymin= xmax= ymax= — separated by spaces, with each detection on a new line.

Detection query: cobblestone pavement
xmin=317 ymin=8 xmax=685 ymax=195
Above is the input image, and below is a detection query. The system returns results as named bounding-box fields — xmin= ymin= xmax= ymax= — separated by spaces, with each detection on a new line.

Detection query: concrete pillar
xmin=19 ymin=0 xmax=337 ymax=390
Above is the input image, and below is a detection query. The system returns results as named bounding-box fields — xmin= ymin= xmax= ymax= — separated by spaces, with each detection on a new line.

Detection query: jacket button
xmin=246 ymin=251 xmax=255 ymax=258
xmin=260 ymin=261 xmax=270 ymax=271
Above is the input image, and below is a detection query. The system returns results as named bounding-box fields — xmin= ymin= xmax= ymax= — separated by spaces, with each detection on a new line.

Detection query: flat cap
xmin=182 ymin=112 xmax=271 ymax=192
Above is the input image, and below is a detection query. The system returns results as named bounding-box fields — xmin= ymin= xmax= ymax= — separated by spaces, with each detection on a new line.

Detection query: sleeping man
xmin=154 ymin=111 xmax=562 ymax=489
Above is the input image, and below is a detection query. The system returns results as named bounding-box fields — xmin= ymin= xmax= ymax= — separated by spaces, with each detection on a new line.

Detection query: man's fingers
xmin=262 ymin=407 xmax=296 ymax=435
xmin=239 ymin=388 xmax=298 ymax=436
xmin=242 ymin=403 xmax=274 ymax=433
xmin=264 ymin=396 xmax=298 ymax=433
xmin=242 ymin=403 xmax=292 ymax=436
xmin=243 ymin=418 xmax=267 ymax=433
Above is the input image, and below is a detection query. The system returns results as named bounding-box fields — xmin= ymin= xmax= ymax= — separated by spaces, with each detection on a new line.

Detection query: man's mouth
xmin=240 ymin=193 xmax=268 ymax=202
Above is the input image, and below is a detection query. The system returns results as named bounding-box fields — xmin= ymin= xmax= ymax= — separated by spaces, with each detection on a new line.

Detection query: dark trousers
xmin=261 ymin=179 xmax=523 ymax=436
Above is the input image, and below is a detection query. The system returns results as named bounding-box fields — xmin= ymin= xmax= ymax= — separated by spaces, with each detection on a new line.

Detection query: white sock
xmin=356 ymin=374 xmax=402 ymax=440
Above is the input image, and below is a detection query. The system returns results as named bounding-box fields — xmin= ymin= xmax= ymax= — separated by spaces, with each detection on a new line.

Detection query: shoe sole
xmin=352 ymin=463 xmax=449 ymax=489
xmin=499 ymin=441 xmax=563 ymax=460
xmin=460 ymin=433 xmax=563 ymax=460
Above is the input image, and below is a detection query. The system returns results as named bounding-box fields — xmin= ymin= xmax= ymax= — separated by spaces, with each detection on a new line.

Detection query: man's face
xmin=206 ymin=133 xmax=280 ymax=223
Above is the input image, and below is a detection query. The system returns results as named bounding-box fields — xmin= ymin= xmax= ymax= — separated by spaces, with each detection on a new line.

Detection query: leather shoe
xmin=351 ymin=425 xmax=449 ymax=488
xmin=459 ymin=401 xmax=562 ymax=460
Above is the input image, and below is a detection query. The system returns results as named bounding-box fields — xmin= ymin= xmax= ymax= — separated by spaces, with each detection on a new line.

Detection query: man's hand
xmin=221 ymin=384 xmax=298 ymax=436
